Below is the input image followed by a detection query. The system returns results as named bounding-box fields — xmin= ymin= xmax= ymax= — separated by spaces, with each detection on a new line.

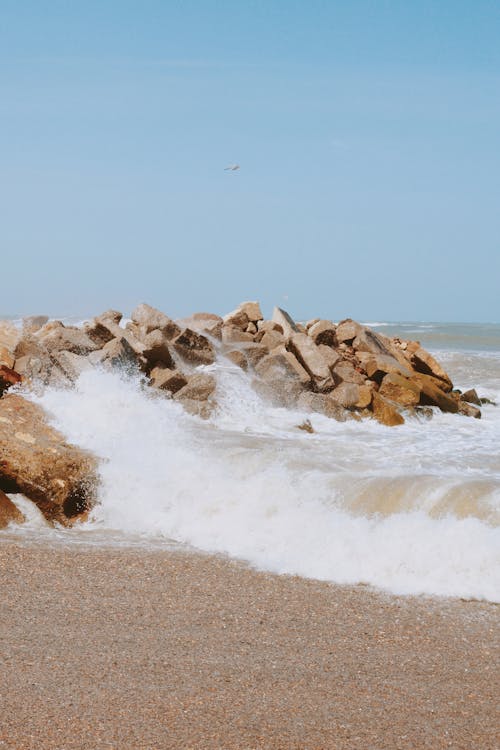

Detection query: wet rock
xmin=0 ymin=490 xmax=25 ymax=528
xmin=49 ymin=351 xmax=93 ymax=384
xmin=406 ymin=344 xmax=453 ymax=391
xmin=371 ymin=392 xmax=405 ymax=426
xmin=0 ymin=346 xmax=15 ymax=370
xmin=223 ymin=308 xmax=249 ymax=330
xmin=174 ymin=373 xmax=216 ymax=402
xmin=141 ymin=330 xmax=175 ymax=369
xmin=356 ymin=384 xmax=373 ymax=409
xmin=172 ymin=328 xmax=216 ymax=366
xmin=38 ymin=324 xmax=99 ymax=356
xmin=378 ymin=373 xmax=421 ymax=408
xmin=22 ymin=315 xmax=49 ymax=334
xmin=330 ymin=382 xmax=361 ymax=409
xmin=412 ymin=373 xmax=459 ymax=414
xmin=461 ymin=388 xmax=481 ymax=406
xmin=225 ymin=350 xmax=248 ymax=370
xmin=0 ymin=394 xmax=98 ymax=525
xmin=90 ymin=337 xmax=141 ymax=371
xmin=255 ymin=346 xmax=311 ymax=406
xmin=297 ymin=419 xmax=314 ymax=434
xmin=238 ymin=343 xmax=269 ymax=368
xmin=221 ymin=326 xmax=254 ymax=345
xmin=150 ymin=366 xmax=187 ymax=394
xmin=0 ymin=321 xmax=22 ymax=357
xmin=0 ymin=366 xmax=22 ymax=397
xmin=457 ymin=401 xmax=481 ymax=419
xmin=288 ymin=333 xmax=335 ymax=391
xmin=297 ymin=391 xmax=348 ymax=422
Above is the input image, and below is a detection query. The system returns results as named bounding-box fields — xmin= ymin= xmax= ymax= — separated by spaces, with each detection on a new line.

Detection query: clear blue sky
xmin=1 ymin=1 xmax=499 ymax=321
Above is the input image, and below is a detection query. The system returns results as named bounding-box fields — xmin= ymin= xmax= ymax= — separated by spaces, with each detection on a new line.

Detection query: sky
xmin=1 ymin=1 xmax=499 ymax=322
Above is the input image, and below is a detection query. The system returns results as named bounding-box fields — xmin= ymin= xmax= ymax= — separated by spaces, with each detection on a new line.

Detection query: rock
xmin=257 ymin=320 xmax=284 ymax=335
xmin=131 ymin=303 xmax=180 ymax=339
xmin=305 ymin=318 xmax=320 ymax=331
xmin=255 ymin=346 xmax=311 ymax=405
xmin=412 ymin=373 xmax=459 ymax=414
xmin=49 ymin=351 xmax=93 ymax=384
xmin=364 ymin=353 xmax=413 ymax=382
xmin=288 ymin=333 xmax=335 ymax=391
xmin=378 ymin=373 xmax=421 ymax=408
xmin=307 ymin=320 xmax=337 ymax=346
xmin=258 ymin=330 xmax=285 ymax=351
xmin=297 ymin=419 xmax=314 ymax=434
xmin=479 ymin=396 xmax=496 ymax=406
xmin=297 ymin=391 xmax=348 ymax=422
xmin=172 ymin=328 xmax=216 ymax=366
xmin=316 ymin=345 xmax=341 ymax=371
xmin=246 ymin=322 xmax=258 ymax=335
xmin=0 ymin=394 xmax=98 ymax=525
xmin=38 ymin=324 xmax=99 ymax=356
xmin=223 ymin=309 xmax=249 ymax=330
xmin=330 ymin=382 xmax=361 ymax=409
xmin=335 ymin=319 xmax=361 ymax=344
xmin=0 ymin=321 xmax=22 ymax=356
xmin=98 ymin=309 xmax=123 ymax=325
xmin=221 ymin=326 xmax=254 ymax=344
xmin=191 ymin=312 xmax=223 ymax=323
xmin=407 ymin=346 xmax=453 ymax=391
xmin=238 ymin=301 xmax=263 ymax=323
xmin=202 ymin=319 xmax=223 ymax=340
xmin=141 ymin=330 xmax=175 ymax=369
xmin=225 ymin=350 xmax=248 ymax=370
xmin=22 ymin=315 xmax=49 ymax=334
xmin=149 ymin=367 xmax=187 ymax=394
xmin=371 ymin=392 xmax=405 ymax=426
xmin=90 ymin=337 xmax=141 ymax=371
xmin=0 ymin=366 xmax=22 ymax=396
xmin=457 ymin=401 xmax=481 ymax=419
xmin=238 ymin=343 xmax=269 ymax=368
xmin=271 ymin=307 xmax=299 ymax=339
xmin=332 ymin=361 xmax=366 ymax=386
xmin=352 ymin=327 xmax=397 ymax=359
xmin=175 ymin=373 xmax=216 ymax=402
xmin=85 ymin=313 xmax=145 ymax=358
xmin=0 ymin=490 xmax=25 ymax=528
xmin=461 ymin=388 xmax=481 ymax=406
xmin=356 ymin=385 xmax=373 ymax=409
xmin=0 ymin=346 xmax=15 ymax=369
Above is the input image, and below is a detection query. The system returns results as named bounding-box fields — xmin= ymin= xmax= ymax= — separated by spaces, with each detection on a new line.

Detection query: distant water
xmin=3 ymin=320 xmax=500 ymax=602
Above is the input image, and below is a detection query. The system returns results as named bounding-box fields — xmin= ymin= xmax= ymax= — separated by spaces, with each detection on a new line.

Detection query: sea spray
xmin=27 ymin=363 xmax=500 ymax=602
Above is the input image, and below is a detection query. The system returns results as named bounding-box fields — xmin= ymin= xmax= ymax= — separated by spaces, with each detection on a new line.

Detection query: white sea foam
xmin=27 ymin=358 xmax=500 ymax=603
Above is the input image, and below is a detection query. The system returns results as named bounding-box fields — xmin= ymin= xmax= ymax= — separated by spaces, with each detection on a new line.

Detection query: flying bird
xmin=224 ymin=164 xmax=240 ymax=171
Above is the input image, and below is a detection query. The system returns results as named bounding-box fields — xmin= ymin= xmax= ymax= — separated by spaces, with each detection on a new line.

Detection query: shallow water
xmin=3 ymin=320 xmax=500 ymax=602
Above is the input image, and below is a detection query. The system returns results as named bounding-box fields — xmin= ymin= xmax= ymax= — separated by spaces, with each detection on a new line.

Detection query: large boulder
xmin=0 ymin=394 xmax=98 ymax=525
xmin=412 ymin=373 xmax=458 ymax=413
xmin=371 ymin=392 xmax=405 ymax=426
xmin=131 ymin=303 xmax=181 ymax=339
xmin=307 ymin=320 xmax=337 ymax=347
xmin=378 ymin=373 xmax=421 ymax=408
xmin=335 ymin=319 xmax=361 ymax=344
xmin=173 ymin=328 xmax=216 ymax=365
xmin=271 ymin=307 xmax=299 ymax=339
xmin=254 ymin=346 xmax=311 ymax=405
xmin=0 ymin=490 xmax=25 ymax=529
xmin=149 ymin=366 xmax=188 ymax=394
xmin=174 ymin=373 xmax=217 ymax=418
xmin=287 ymin=333 xmax=335 ymax=391
xmin=297 ymin=392 xmax=348 ymax=422
xmin=36 ymin=322 xmax=98 ymax=356
xmin=238 ymin=301 xmax=263 ymax=323
xmin=404 ymin=343 xmax=453 ymax=391
xmin=0 ymin=366 xmax=22 ymax=397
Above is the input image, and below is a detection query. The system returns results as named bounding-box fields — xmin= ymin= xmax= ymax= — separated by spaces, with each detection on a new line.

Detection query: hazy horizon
xmin=1 ymin=2 xmax=499 ymax=323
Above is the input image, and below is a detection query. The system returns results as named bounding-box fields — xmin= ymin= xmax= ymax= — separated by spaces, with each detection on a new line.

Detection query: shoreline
xmin=1 ymin=541 xmax=498 ymax=749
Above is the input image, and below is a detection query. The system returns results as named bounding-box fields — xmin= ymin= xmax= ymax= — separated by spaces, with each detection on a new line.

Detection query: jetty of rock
xmin=0 ymin=302 xmax=487 ymax=526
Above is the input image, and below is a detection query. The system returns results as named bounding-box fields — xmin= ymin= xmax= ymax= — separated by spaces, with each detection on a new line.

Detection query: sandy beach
xmin=0 ymin=541 xmax=498 ymax=749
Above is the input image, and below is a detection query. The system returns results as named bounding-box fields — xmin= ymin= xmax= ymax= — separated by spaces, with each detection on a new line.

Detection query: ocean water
xmin=3 ymin=321 xmax=500 ymax=602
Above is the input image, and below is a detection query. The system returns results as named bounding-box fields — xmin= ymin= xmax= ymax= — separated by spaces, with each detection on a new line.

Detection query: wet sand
xmin=0 ymin=542 xmax=498 ymax=749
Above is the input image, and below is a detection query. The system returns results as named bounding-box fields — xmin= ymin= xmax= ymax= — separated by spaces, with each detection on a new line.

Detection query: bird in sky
xmin=224 ymin=164 xmax=240 ymax=171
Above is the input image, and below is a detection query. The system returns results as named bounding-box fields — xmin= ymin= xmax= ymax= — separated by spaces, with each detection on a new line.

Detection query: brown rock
xmin=330 ymin=382 xmax=361 ymax=409
xmin=364 ymin=353 xmax=413 ymax=382
xmin=257 ymin=320 xmax=284 ymax=335
xmin=0 ymin=394 xmax=98 ymax=525
xmin=457 ymin=401 xmax=481 ymax=419
xmin=0 ymin=345 xmax=15 ymax=370
xmin=371 ymin=392 xmax=405 ymax=426
xmin=22 ymin=315 xmax=49 ymax=334
xmin=271 ymin=307 xmax=299 ymax=339
xmin=223 ymin=309 xmax=249 ymax=330
xmin=49 ymin=351 xmax=93 ymax=384
xmin=0 ymin=321 xmax=22 ymax=357
xmin=150 ymin=367 xmax=187 ymax=394
xmin=225 ymin=350 xmax=248 ymax=370
xmin=460 ymin=388 xmax=481 ymax=406
xmin=172 ymin=329 xmax=215 ymax=366
xmin=141 ymin=330 xmax=175 ymax=369
xmin=38 ymin=324 xmax=99 ymax=356
xmin=174 ymin=373 xmax=216 ymax=402
xmin=246 ymin=322 xmax=258 ymax=335
xmin=258 ymin=330 xmax=285 ymax=350
xmin=221 ymin=326 xmax=254 ymax=345
xmin=89 ymin=337 xmax=141 ymax=371
xmin=131 ymin=303 xmax=180 ymax=339
xmin=308 ymin=320 xmax=337 ymax=346
xmin=255 ymin=346 xmax=311 ymax=405
xmin=335 ymin=319 xmax=361 ymax=344
xmin=356 ymin=385 xmax=373 ymax=409
xmin=412 ymin=373 xmax=459 ymax=414
xmin=0 ymin=490 xmax=25 ymax=528
xmin=316 ymin=345 xmax=341 ymax=371
xmin=238 ymin=343 xmax=269 ymax=368
xmin=408 ymin=346 xmax=453 ymax=391
xmin=0 ymin=366 xmax=22 ymax=396
xmin=288 ymin=333 xmax=335 ymax=390
xmin=378 ymin=373 xmax=421 ymax=408
xmin=333 ymin=361 xmax=366 ymax=386
xmin=238 ymin=301 xmax=263 ymax=323
xmin=297 ymin=392 xmax=348 ymax=422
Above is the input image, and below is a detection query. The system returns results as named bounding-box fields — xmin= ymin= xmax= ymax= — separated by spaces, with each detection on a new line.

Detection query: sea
xmin=2 ymin=318 xmax=500 ymax=603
